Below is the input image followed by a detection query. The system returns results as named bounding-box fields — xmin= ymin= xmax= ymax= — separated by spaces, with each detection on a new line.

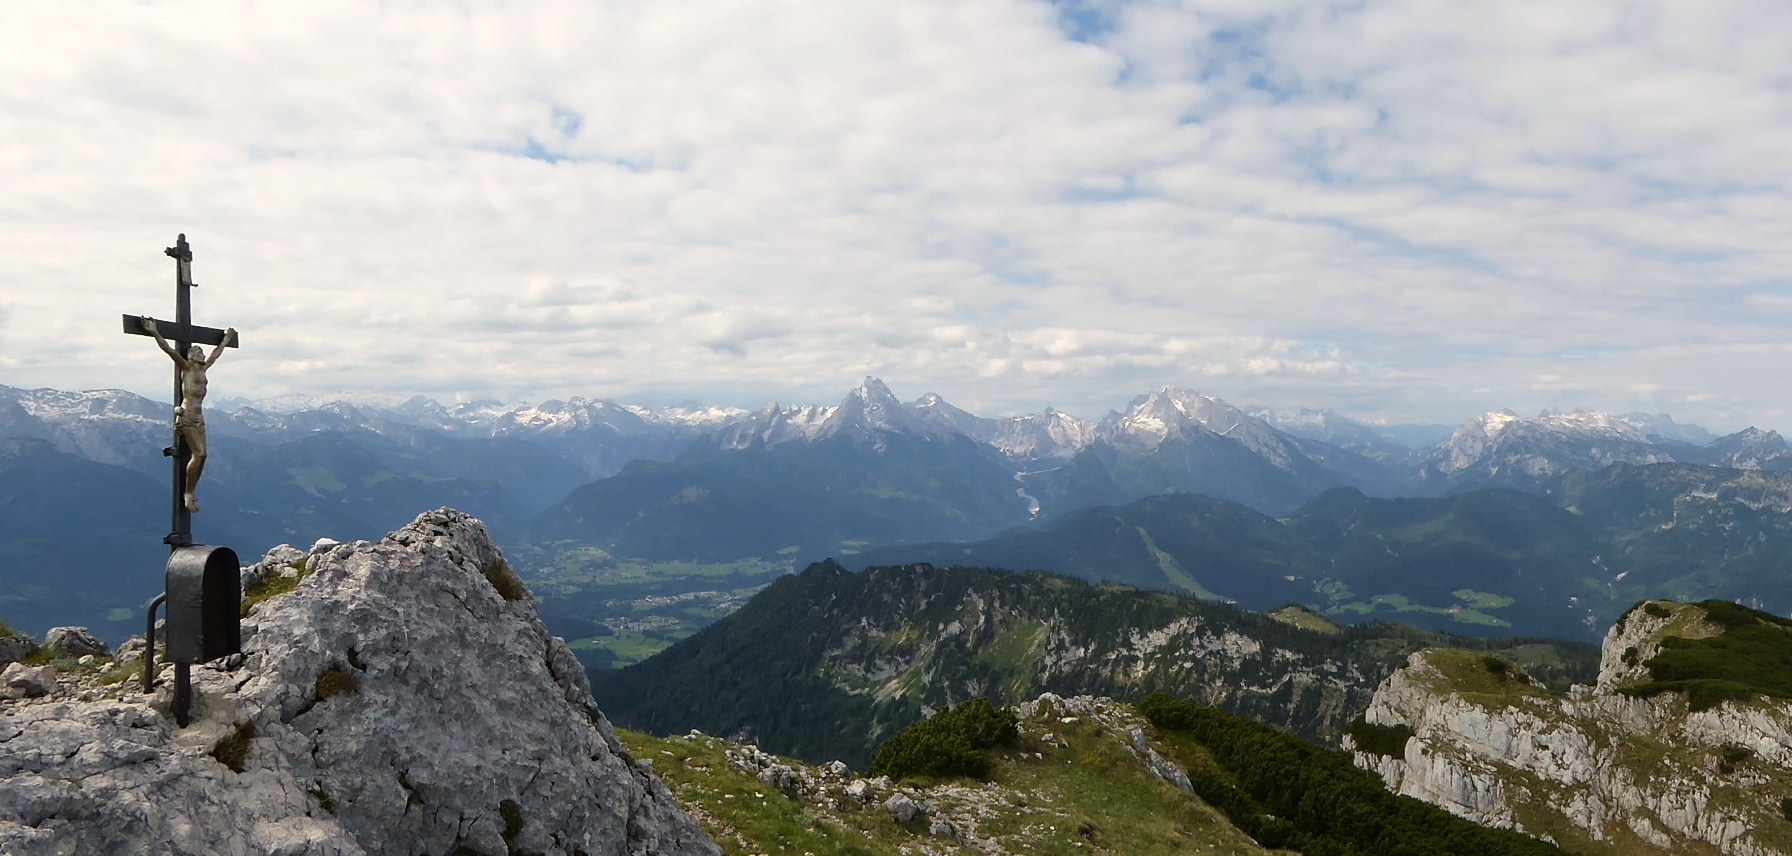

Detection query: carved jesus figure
xmin=140 ymin=316 xmax=235 ymax=512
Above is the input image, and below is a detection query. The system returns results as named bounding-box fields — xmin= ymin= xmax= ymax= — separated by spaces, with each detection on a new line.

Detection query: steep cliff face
xmin=1349 ymin=601 xmax=1792 ymax=855
xmin=0 ymin=510 xmax=718 ymax=856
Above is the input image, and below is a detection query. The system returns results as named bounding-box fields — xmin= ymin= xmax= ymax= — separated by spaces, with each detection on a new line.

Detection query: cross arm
xmin=121 ymin=315 xmax=240 ymax=348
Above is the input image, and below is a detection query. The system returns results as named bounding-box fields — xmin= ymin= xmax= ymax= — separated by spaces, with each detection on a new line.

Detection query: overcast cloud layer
xmin=2 ymin=0 xmax=1788 ymax=430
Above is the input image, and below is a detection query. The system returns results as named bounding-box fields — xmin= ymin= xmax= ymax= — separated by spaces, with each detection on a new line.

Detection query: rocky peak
xmin=1705 ymin=427 xmax=1791 ymax=471
xmin=0 ymin=509 xmax=718 ymax=856
xmin=820 ymin=377 xmax=918 ymax=444
xmin=1352 ymin=601 xmax=1792 ymax=854
xmin=1100 ymin=388 xmax=1297 ymax=466
xmin=1434 ymin=409 xmax=1672 ymax=478
xmin=991 ymin=408 xmax=1095 ymax=462
xmin=1617 ymin=411 xmax=1715 ymax=444
xmin=906 ymin=392 xmax=994 ymax=441
xmin=712 ymin=401 xmax=835 ymax=449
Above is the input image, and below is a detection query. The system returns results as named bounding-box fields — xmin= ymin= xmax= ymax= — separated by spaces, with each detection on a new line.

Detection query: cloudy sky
xmin=2 ymin=0 xmax=1788 ymax=430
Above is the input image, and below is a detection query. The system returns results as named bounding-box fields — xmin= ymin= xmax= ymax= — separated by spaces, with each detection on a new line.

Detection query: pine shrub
xmin=868 ymin=698 xmax=1018 ymax=781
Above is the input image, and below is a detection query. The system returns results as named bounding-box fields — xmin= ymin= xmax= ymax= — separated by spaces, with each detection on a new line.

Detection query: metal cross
xmin=120 ymin=234 xmax=239 ymax=548
xmin=121 ymin=234 xmax=242 ymax=726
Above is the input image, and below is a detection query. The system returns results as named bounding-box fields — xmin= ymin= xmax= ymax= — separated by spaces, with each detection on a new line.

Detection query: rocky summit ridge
xmin=1349 ymin=599 xmax=1792 ymax=855
xmin=0 ymin=509 xmax=718 ymax=856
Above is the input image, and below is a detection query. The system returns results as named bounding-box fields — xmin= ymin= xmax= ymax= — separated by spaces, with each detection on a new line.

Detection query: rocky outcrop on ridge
xmin=0 ymin=509 xmax=718 ymax=856
xmin=1348 ymin=601 xmax=1792 ymax=854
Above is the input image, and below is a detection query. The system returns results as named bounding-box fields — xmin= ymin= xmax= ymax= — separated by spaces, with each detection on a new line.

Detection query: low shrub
xmin=500 ymin=798 xmax=525 ymax=843
xmin=1346 ymin=717 xmax=1416 ymax=758
xmin=210 ymin=721 xmax=256 ymax=773
xmin=483 ymin=558 xmax=528 ymax=602
xmin=868 ymin=698 xmax=1019 ymax=781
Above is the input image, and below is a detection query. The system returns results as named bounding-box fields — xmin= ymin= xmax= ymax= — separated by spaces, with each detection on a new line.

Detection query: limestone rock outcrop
xmin=42 ymin=626 xmax=107 ymax=657
xmin=0 ymin=509 xmax=719 ymax=856
xmin=1348 ymin=601 xmax=1792 ymax=855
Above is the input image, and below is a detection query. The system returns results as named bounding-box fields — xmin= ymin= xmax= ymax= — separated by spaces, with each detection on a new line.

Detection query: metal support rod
xmin=142 ymin=592 xmax=167 ymax=693
xmin=174 ymin=664 xmax=191 ymax=727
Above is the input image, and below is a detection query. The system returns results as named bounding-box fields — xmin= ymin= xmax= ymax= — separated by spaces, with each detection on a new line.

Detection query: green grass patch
xmin=242 ymin=558 xmax=312 ymax=616
xmin=1267 ymin=605 xmax=1341 ymax=635
xmin=315 ymin=667 xmax=361 ymax=702
xmin=1326 ymin=593 xmax=1512 ymax=628
xmin=1453 ymin=589 xmax=1517 ymax=610
xmin=210 ymin=721 xmax=256 ymax=773
xmin=575 ymin=631 xmax=674 ymax=667
xmin=619 ymin=720 xmax=1276 ymax=856
xmin=98 ymin=656 xmax=142 ymax=686
xmin=1414 ymin=649 xmax=1548 ymax=707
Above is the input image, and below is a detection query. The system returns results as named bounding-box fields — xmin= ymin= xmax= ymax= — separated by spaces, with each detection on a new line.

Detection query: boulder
xmin=1 ymin=662 xmax=55 ymax=699
xmin=0 ymin=509 xmax=719 ymax=856
xmin=884 ymin=793 xmax=920 ymax=824
xmin=43 ymin=626 xmax=108 ymax=657
xmin=0 ymin=633 xmax=31 ymax=667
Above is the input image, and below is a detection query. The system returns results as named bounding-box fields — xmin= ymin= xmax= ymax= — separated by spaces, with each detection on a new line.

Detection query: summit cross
xmin=120 ymin=234 xmax=239 ymax=546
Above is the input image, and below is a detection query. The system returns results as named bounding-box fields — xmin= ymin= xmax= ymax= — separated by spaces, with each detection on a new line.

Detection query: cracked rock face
xmin=1351 ymin=602 xmax=1792 ymax=855
xmin=0 ymin=509 xmax=719 ymax=856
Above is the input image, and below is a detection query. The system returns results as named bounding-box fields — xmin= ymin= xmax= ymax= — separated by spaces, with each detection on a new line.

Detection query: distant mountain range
xmin=854 ymin=469 xmax=1792 ymax=640
xmin=3 ymin=379 xmax=1788 ymax=639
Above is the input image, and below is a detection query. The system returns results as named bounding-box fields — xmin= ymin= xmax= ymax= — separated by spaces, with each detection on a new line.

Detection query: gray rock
xmin=0 ymin=509 xmax=719 ymax=856
xmin=114 ymin=635 xmax=148 ymax=662
xmin=929 ymin=817 xmax=958 ymax=840
xmin=884 ymin=793 xmax=920 ymax=824
xmin=43 ymin=626 xmax=108 ymax=657
xmin=1 ymin=662 xmax=55 ymax=698
xmin=0 ymin=633 xmax=31 ymax=667
xmin=240 ymin=543 xmax=306 ymax=592
xmin=844 ymin=779 xmax=870 ymax=801
xmin=1129 ymin=726 xmax=1192 ymax=793
xmin=757 ymin=764 xmax=801 ymax=796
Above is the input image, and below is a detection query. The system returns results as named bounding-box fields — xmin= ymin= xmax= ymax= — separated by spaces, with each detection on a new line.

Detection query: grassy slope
xmin=621 ymin=702 xmax=1284 ymax=856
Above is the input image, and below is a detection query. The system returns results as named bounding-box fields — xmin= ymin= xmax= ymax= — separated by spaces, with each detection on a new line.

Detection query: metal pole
xmin=142 ymin=593 xmax=166 ymax=693
xmin=170 ymin=236 xmax=192 ymax=725
xmin=167 ymin=234 xmax=193 ymax=549
xmin=174 ymin=664 xmax=191 ymax=727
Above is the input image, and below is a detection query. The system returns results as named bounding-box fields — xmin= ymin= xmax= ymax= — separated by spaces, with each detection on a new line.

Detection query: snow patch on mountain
xmin=1101 ymin=387 xmax=1298 ymax=468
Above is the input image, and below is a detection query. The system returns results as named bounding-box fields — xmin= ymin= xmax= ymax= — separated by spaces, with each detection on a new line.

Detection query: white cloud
xmin=0 ymin=0 xmax=1788 ymax=432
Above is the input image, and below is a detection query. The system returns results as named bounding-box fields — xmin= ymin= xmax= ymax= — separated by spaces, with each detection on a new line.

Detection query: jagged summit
xmin=1101 ymin=387 xmax=1300 ymax=467
xmin=821 ymin=376 xmax=916 ymax=441
xmin=1429 ymin=408 xmax=1673 ymax=483
xmin=908 ymin=391 xmax=995 ymax=440
xmin=1704 ymin=426 xmax=1791 ymax=470
xmin=0 ymin=510 xmax=717 ymax=856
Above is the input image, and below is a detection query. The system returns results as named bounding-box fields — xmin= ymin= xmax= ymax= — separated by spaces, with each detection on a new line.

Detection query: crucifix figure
xmin=121 ymin=234 xmax=241 ymax=540
xmin=138 ymin=315 xmax=235 ymax=512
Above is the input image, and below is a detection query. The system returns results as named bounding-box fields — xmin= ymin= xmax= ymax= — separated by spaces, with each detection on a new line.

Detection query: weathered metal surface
xmin=164 ymin=545 xmax=241 ymax=665
xmin=118 ymin=315 xmax=238 ymax=347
